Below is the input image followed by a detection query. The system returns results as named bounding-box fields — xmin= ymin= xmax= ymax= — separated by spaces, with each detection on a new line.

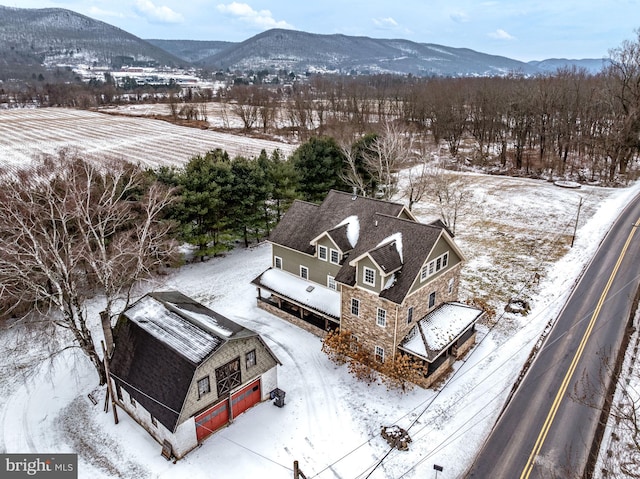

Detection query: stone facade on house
xmin=252 ymin=190 xmax=484 ymax=387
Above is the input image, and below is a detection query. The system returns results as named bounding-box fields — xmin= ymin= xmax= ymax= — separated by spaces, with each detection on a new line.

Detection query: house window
xmin=130 ymin=396 xmax=137 ymax=408
xmin=151 ymin=415 xmax=157 ymax=427
xmin=407 ymin=307 xmax=414 ymax=324
xmin=376 ymin=308 xmax=387 ymax=327
xmin=330 ymin=249 xmax=340 ymax=264
xmin=197 ymin=376 xmax=211 ymax=398
xmin=420 ymin=265 xmax=429 ymax=281
xmin=421 ymin=252 xmax=450 ymax=282
xmin=215 ymin=357 xmax=241 ymax=397
xmin=351 ymin=298 xmax=360 ymax=316
xmin=318 ymin=245 xmax=328 ymax=261
xmin=300 ymin=265 xmax=309 ymax=280
xmin=448 ymin=277 xmax=455 ymax=294
xmin=363 ymin=267 xmax=376 ymax=287
xmin=246 ymin=349 xmax=257 ymax=369
xmin=328 ymin=275 xmax=336 ymax=290
xmin=375 ymin=346 xmax=385 ymax=363
xmin=274 ymin=256 xmax=282 ymax=269
xmin=429 ymin=291 xmax=436 ymax=308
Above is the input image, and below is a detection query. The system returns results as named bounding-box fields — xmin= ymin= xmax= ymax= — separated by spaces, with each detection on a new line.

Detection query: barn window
xmin=246 ymin=349 xmax=256 ymax=369
xmin=215 ymin=357 xmax=242 ymax=397
xmin=130 ymin=396 xmax=137 ymax=408
xmin=197 ymin=376 xmax=211 ymax=398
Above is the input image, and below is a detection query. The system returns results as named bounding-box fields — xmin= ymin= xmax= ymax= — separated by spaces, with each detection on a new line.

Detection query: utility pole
xmin=571 ymin=196 xmax=583 ymax=248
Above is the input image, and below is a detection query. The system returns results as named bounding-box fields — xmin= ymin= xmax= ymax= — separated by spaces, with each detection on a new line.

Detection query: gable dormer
xmin=310 ymin=215 xmax=360 ymax=264
xmin=349 ymin=233 xmax=403 ymax=294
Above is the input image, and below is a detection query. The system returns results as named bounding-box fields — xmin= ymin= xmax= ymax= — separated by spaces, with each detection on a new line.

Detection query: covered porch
xmin=252 ymin=268 xmax=341 ymax=335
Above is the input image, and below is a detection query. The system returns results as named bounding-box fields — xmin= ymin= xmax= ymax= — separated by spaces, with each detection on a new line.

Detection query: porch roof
xmin=253 ymin=268 xmax=341 ymax=319
xmin=400 ymin=302 xmax=484 ymax=362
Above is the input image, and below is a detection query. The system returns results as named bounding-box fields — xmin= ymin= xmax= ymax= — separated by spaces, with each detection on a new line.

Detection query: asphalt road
xmin=466 ymin=192 xmax=640 ymax=479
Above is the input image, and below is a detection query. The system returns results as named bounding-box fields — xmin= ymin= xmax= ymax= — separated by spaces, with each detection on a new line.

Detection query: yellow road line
xmin=519 ymin=218 xmax=640 ymax=479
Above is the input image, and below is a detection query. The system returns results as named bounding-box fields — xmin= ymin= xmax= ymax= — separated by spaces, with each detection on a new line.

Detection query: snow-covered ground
xmin=0 ymin=108 xmax=296 ymax=172
xmin=1 ymin=172 xmax=639 ymax=478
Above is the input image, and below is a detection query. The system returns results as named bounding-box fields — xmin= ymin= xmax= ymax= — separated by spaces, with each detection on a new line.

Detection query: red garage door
xmin=231 ymin=379 xmax=261 ymax=418
xmin=195 ymin=401 xmax=229 ymax=441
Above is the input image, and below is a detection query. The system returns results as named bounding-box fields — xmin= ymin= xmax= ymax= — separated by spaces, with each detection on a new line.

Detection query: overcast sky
xmin=5 ymin=0 xmax=639 ymax=61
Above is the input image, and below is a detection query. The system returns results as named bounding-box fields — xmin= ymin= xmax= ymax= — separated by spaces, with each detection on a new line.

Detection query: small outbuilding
xmin=108 ymin=291 xmax=281 ymax=459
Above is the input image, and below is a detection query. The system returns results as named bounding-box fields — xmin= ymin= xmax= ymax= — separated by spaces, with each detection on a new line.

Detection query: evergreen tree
xmin=175 ymin=149 xmax=234 ymax=258
xmin=290 ymin=136 xmax=349 ymax=202
xmin=229 ymin=156 xmax=269 ymax=247
xmin=263 ymin=149 xmax=299 ymax=222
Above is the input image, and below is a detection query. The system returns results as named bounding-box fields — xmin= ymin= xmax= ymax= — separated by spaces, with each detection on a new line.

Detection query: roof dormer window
xmin=363 ymin=266 xmax=376 ymax=287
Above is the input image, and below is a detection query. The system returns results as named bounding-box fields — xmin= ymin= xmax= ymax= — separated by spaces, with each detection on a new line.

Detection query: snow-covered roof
xmin=124 ymin=295 xmax=223 ymax=363
xmin=256 ymin=268 xmax=341 ymax=319
xmin=336 ymin=215 xmax=360 ymax=248
xmin=376 ymin=232 xmax=403 ymax=263
xmin=401 ymin=302 xmax=484 ymax=362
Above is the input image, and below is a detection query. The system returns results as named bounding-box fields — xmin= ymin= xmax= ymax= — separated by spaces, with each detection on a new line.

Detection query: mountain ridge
xmin=0 ymin=6 xmax=607 ymax=78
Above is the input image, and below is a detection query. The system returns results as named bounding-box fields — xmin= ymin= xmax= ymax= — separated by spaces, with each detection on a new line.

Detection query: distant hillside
xmin=0 ymin=7 xmax=608 ymax=79
xmin=0 ymin=5 xmax=187 ymax=76
xmin=198 ymin=29 xmax=607 ymax=77
xmin=145 ymin=39 xmax=235 ymax=63
xmin=527 ymin=58 xmax=609 ymax=74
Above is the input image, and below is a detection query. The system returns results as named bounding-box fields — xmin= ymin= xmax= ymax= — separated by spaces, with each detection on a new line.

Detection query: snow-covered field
xmin=2 ymin=166 xmax=638 ymax=478
xmin=0 ymin=108 xmax=296 ymax=172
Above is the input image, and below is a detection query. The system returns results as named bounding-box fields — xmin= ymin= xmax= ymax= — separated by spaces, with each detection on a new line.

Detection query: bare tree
xmin=428 ymin=168 xmax=471 ymax=234
xmin=0 ymin=152 xmax=177 ymax=384
xmin=364 ymin=121 xmax=417 ymax=200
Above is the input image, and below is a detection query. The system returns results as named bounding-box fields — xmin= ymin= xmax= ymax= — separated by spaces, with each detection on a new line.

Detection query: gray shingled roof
xmin=110 ymin=291 xmax=257 ymax=432
xmin=269 ymin=190 xmax=406 ymax=255
xmin=337 ymin=213 xmax=443 ymax=303
xmin=369 ymin=240 xmax=403 ymax=274
xmin=269 ymin=190 xmax=447 ymax=304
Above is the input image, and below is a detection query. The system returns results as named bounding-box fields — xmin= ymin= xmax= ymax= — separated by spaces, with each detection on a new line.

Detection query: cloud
xmin=216 ymin=2 xmax=293 ymax=29
xmin=134 ymin=0 xmax=184 ymax=24
xmin=373 ymin=17 xmax=399 ymax=28
xmin=450 ymin=11 xmax=469 ymax=23
xmin=489 ymin=29 xmax=515 ymax=40
xmin=88 ymin=7 xmax=125 ymax=19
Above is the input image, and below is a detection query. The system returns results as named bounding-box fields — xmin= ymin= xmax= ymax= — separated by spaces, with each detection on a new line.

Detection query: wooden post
xmin=571 ymin=196 xmax=583 ymax=248
xmin=293 ymin=460 xmax=307 ymax=479
xmin=101 ymin=340 xmax=119 ymax=424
